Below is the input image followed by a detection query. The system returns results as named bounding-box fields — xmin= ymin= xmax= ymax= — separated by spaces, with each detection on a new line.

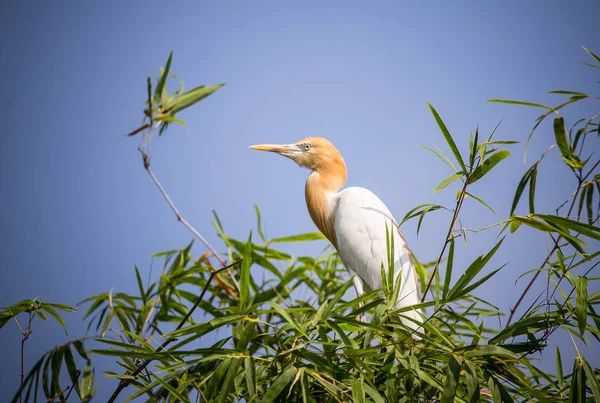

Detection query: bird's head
xmin=249 ymin=137 xmax=346 ymax=174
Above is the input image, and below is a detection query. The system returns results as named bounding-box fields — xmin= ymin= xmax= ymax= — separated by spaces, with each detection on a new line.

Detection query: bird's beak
xmin=249 ymin=143 xmax=298 ymax=157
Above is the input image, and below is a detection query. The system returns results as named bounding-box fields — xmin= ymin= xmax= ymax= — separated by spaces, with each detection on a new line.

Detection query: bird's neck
xmin=305 ymin=161 xmax=347 ymax=249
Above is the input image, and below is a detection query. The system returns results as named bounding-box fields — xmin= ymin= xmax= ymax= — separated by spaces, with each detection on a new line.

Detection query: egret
xmin=250 ymin=137 xmax=423 ymax=340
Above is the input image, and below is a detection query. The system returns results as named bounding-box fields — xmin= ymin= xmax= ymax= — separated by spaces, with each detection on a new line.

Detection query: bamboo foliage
xmin=3 ymin=49 xmax=599 ymax=402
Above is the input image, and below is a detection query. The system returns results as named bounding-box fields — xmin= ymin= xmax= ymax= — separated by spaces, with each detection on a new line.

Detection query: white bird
xmin=250 ymin=137 xmax=423 ymax=340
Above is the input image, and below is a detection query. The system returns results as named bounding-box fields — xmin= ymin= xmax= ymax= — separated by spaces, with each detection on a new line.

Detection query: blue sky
xmin=1 ymin=1 xmax=598 ymax=400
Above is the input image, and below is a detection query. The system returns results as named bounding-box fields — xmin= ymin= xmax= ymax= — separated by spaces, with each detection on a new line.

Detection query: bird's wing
xmin=333 ymin=187 xmax=422 ymax=328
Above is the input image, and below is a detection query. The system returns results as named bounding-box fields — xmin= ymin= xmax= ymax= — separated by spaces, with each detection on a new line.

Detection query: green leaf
xmin=509 ymin=219 xmax=521 ymax=233
xmin=510 ymin=164 xmax=536 ymax=215
xmin=42 ymin=306 xmax=69 ymax=335
xmin=239 ymin=232 xmax=253 ymax=310
xmin=133 ymin=265 xmax=146 ymax=304
xmin=556 ymin=346 xmax=563 ymax=386
xmin=469 ymin=150 xmax=511 ymax=183
xmin=536 ymin=214 xmax=600 ymax=240
xmin=487 ymin=373 xmax=514 ymax=403
xmin=153 ymin=373 xmax=189 ymax=403
xmin=442 ymin=237 xmax=455 ymax=300
xmin=575 ymin=276 xmax=588 ymax=334
xmin=455 ymin=344 xmax=516 ymax=359
xmin=585 ymin=183 xmax=594 ymax=225
xmin=488 ymin=99 xmax=554 ymax=111
xmin=428 ymin=103 xmax=466 ymax=171
xmin=446 ymin=238 xmax=504 ymax=301
xmin=465 ymin=192 xmax=495 ymax=213
xmin=582 ymin=358 xmax=600 ymax=402
xmin=469 ymin=127 xmax=479 ymax=167
xmin=254 ymin=204 xmax=266 ymax=242
xmin=582 ymin=46 xmax=600 ymax=65
xmin=168 ymin=84 xmax=225 ymax=114
xmin=417 ymin=144 xmax=457 ymax=171
xmin=569 ymin=358 xmax=584 ymax=403
xmin=434 ymin=172 xmax=464 ymax=193
xmin=399 ymin=204 xmax=443 ymax=227
xmin=270 ymin=232 xmax=325 ymax=243
xmin=528 ymin=163 xmax=537 ymax=214
xmin=154 ymin=115 xmax=187 ymax=127
xmin=441 ymin=356 xmax=462 ymax=403
xmin=363 ymin=383 xmax=386 ymax=403
xmin=554 ymin=117 xmax=584 ymax=169
xmin=154 ymin=52 xmax=173 ymax=106
xmin=310 ymin=278 xmax=353 ymax=326
xmin=464 ymin=361 xmax=480 ymax=403
xmin=245 ymin=357 xmax=256 ymax=399
xmin=352 ymin=379 xmax=366 ymax=403
xmin=490 ymin=312 xmax=564 ymax=343
xmin=63 ymin=346 xmax=81 ymax=396
xmin=267 ymin=302 xmax=308 ymax=338
xmin=146 ymin=76 xmax=153 ymax=117
xmin=260 ymin=365 xmax=298 ymax=403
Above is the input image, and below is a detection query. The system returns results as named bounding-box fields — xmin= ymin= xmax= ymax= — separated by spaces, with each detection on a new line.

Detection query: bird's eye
xmin=303 ymin=143 xmax=312 ymax=151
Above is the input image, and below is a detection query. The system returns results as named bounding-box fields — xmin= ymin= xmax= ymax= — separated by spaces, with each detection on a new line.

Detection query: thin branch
xmin=18 ymin=311 xmax=33 ymax=403
xmin=46 ymin=368 xmax=79 ymax=402
xmin=139 ymin=147 xmax=240 ymax=291
xmin=107 ymin=259 xmax=242 ymax=403
xmin=421 ymin=179 xmax=469 ymax=302
xmin=62 ymin=369 xmax=82 ymax=401
xmin=506 ymin=158 xmax=600 ymax=325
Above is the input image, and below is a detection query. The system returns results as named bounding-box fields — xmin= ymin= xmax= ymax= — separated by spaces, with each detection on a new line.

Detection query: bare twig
xmin=107 ymin=259 xmax=242 ymax=403
xmin=20 ymin=332 xmax=30 ymax=403
xmin=15 ymin=310 xmax=33 ymax=403
xmin=421 ymin=179 xmax=469 ymax=302
xmin=138 ymin=147 xmax=240 ymax=291
xmin=48 ymin=369 xmax=81 ymax=402
xmin=506 ymin=158 xmax=600 ymax=325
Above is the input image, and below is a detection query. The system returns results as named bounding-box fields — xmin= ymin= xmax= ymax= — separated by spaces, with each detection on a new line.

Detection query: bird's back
xmin=333 ymin=187 xmax=422 ymax=332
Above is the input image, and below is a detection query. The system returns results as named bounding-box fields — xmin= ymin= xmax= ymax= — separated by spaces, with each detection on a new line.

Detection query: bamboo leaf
xmin=536 ymin=214 xmax=600 ymax=240
xmin=582 ymin=46 xmax=600 ymax=65
xmin=469 ymin=150 xmax=511 ymax=183
xmin=488 ymin=99 xmax=554 ymax=111
xmin=528 ymin=163 xmax=537 ymax=214
xmin=434 ymin=172 xmax=464 ymax=193
xmin=582 ymin=358 xmax=600 ymax=402
xmin=554 ymin=117 xmax=584 ymax=169
xmin=465 ymin=192 xmax=495 ymax=213
xmin=245 ymin=357 xmax=256 ymax=399
xmin=254 ymin=204 xmax=266 ymax=242
xmin=417 ymin=144 xmax=458 ymax=171
xmin=446 ymin=238 xmax=504 ymax=301
xmin=585 ymin=183 xmax=594 ymax=224
xmin=399 ymin=204 xmax=443 ymax=227
xmin=239 ymin=232 xmax=253 ymax=310
xmin=168 ymin=84 xmax=225 ymax=114
xmin=154 ymin=52 xmax=173 ymax=106
xmin=441 ymin=356 xmax=462 ymax=403
xmin=63 ymin=346 xmax=81 ymax=396
xmin=260 ymin=365 xmax=298 ymax=403
xmin=576 ymin=276 xmax=588 ymax=334
xmin=511 ymin=164 xmax=536 ymax=215
xmin=352 ymin=379 xmax=366 ymax=403
xmin=556 ymin=346 xmax=564 ymax=386
xmin=442 ymin=237 xmax=455 ymax=300
xmin=42 ymin=306 xmax=69 ymax=335
xmin=428 ymin=103 xmax=466 ymax=171
xmin=154 ymin=115 xmax=187 ymax=127
xmin=270 ymin=232 xmax=325 ymax=243
xmin=133 ymin=265 xmax=146 ymax=304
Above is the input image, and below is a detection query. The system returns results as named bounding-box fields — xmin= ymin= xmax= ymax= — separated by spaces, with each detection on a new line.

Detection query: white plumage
xmin=333 ymin=187 xmax=423 ymax=337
